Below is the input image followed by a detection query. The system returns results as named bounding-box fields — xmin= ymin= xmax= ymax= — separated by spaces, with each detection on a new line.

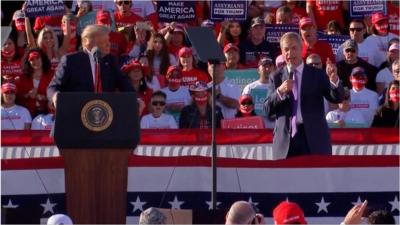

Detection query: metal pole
xmin=210 ymin=61 xmax=218 ymax=210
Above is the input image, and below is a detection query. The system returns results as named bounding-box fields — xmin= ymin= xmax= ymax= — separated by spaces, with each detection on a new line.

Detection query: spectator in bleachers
xmin=96 ymin=10 xmax=127 ymax=61
xmin=349 ymin=67 xmax=379 ymax=127
xmin=299 ymin=17 xmax=335 ymax=66
xmin=164 ymin=23 xmax=187 ymax=58
xmin=235 ymin=95 xmax=257 ymax=117
xmin=178 ymin=47 xmax=211 ymax=87
xmin=225 ymin=201 xmax=265 ymax=225
xmin=121 ymin=60 xmax=153 ymax=116
xmin=127 ymin=22 xmax=151 ymax=60
xmin=131 ymin=0 xmax=158 ymax=30
xmin=326 ymin=87 xmax=367 ymax=128
xmin=372 ymin=80 xmax=399 ymax=127
xmin=377 ymin=38 xmax=399 ymax=71
xmin=336 ymin=19 xmax=382 ymax=68
xmin=179 ymin=81 xmax=223 ymax=128
xmin=376 ymin=43 xmax=399 ymax=96
xmin=138 ymin=54 xmax=161 ymax=91
xmin=11 ymin=10 xmax=27 ymax=49
xmin=283 ymin=0 xmax=307 ymax=24
xmin=387 ymin=0 xmax=400 ymax=36
xmin=275 ymin=6 xmax=293 ymax=24
xmin=1 ymin=35 xmax=23 ymax=81
xmin=61 ymin=13 xmax=80 ymax=54
xmin=337 ymin=39 xmax=378 ymax=91
xmin=209 ymin=62 xmax=241 ymax=119
xmin=393 ymin=59 xmax=400 ymax=81
xmin=238 ymin=17 xmax=277 ymax=68
xmin=243 ymin=56 xmax=275 ymax=95
xmin=306 ymin=0 xmax=347 ymax=32
xmin=31 ymin=101 xmax=55 ymax=130
xmin=365 ymin=12 xmax=399 ymax=66
xmin=1 ymin=82 xmax=31 ymax=130
xmin=17 ymin=49 xmax=53 ymax=117
xmin=368 ymin=209 xmax=396 ymax=224
xmin=161 ymin=65 xmax=191 ymax=124
xmin=325 ymin=20 xmax=343 ymax=35
xmin=146 ymin=33 xmax=177 ymax=87
xmin=217 ymin=21 xmax=244 ymax=47
xmin=224 ymin=43 xmax=245 ymax=70
xmin=140 ymin=90 xmax=177 ymax=129
xmin=273 ymin=201 xmax=307 ymax=224
xmin=113 ymin=0 xmax=143 ymax=29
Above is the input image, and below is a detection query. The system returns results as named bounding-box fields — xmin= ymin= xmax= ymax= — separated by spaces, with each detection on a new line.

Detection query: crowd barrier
xmin=1 ymin=129 xmax=399 ymax=224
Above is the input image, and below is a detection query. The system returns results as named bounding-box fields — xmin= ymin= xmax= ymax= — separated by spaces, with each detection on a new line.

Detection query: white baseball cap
xmin=47 ymin=214 xmax=73 ymax=225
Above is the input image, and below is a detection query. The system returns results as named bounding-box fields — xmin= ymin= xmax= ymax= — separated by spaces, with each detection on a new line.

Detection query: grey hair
xmin=306 ymin=53 xmax=321 ymax=63
xmin=280 ymin=32 xmax=302 ymax=50
xmin=139 ymin=207 xmax=166 ymax=225
xmin=81 ymin=25 xmax=110 ymax=46
xmin=36 ymin=27 xmax=59 ymax=52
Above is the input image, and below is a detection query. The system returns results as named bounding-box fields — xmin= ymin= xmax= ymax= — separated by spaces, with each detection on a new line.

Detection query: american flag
xmin=2 ymin=155 xmax=399 ymax=224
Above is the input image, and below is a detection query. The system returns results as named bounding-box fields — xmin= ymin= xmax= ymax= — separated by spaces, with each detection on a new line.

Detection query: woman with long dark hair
xmin=1 ymin=35 xmax=23 ymax=82
xmin=17 ymin=48 xmax=53 ymax=117
xmin=372 ymin=80 xmax=399 ymax=127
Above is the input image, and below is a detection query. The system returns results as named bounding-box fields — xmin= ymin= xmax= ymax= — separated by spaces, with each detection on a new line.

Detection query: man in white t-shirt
xmin=349 ymin=67 xmax=379 ymax=127
xmin=208 ymin=62 xmax=241 ymax=119
xmin=140 ymin=91 xmax=178 ymax=129
xmin=1 ymin=83 xmax=32 ymax=130
xmin=326 ymin=88 xmax=367 ymax=128
xmin=161 ymin=65 xmax=191 ymax=123
xmin=242 ymin=57 xmax=275 ymax=95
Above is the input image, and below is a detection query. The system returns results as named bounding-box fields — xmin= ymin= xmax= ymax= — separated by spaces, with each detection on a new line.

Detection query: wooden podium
xmin=54 ymin=93 xmax=139 ymax=224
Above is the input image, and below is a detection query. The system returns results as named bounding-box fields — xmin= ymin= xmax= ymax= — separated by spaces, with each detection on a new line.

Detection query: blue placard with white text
xmin=210 ymin=0 xmax=247 ymax=21
xmin=318 ymin=32 xmax=350 ymax=56
xmin=349 ymin=0 xmax=387 ymax=18
xmin=265 ymin=24 xmax=299 ymax=50
xmin=25 ymin=0 xmax=65 ymax=18
xmin=157 ymin=1 xmax=196 ymax=23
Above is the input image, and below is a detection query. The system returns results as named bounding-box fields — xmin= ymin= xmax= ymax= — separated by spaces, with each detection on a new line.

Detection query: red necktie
xmin=94 ymin=62 xmax=102 ymax=93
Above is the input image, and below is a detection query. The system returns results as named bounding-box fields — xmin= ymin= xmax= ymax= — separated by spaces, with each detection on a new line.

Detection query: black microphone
xmin=288 ymin=64 xmax=294 ymax=80
xmin=91 ymin=47 xmax=101 ymax=63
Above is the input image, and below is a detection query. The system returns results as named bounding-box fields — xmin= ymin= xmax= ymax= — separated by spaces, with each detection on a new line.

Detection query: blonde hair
xmin=36 ymin=27 xmax=59 ymax=52
xmin=81 ymin=25 xmax=110 ymax=47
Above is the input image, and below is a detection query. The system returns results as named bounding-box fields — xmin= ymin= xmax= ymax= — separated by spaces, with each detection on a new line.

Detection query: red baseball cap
xmin=299 ymin=17 xmax=313 ymax=29
xmin=28 ymin=51 xmax=41 ymax=61
xmin=223 ymin=43 xmax=239 ymax=53
xmin=273 ymin=201 xmax=307 ymax=225
xmin=96 ymin=10 xmax=112 ymax=25
xmin=1 ymin=82 xmax=17 ymax=93
xmin=178 ymin=47 xmax=193 ymax=58
xmin=166 ymin=65 xmax=182 ymax=78
xmin=121 ymin=60 xmax=142 ymax=73
xmin=239 ymin=95 xmax=253 ymax=104
xmin=371 ymin=12 xmax=388 ymax=25
xmin=173 ymin=24 xmax=185 ymax=33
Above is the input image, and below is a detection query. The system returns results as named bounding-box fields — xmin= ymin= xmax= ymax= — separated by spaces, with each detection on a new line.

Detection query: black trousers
xmin=287 ymin=124 xmax=311 ymax=158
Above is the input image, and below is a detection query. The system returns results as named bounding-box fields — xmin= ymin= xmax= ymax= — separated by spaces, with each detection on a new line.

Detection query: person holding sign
xmin=264 ymin=32 xmax=344 ymax=158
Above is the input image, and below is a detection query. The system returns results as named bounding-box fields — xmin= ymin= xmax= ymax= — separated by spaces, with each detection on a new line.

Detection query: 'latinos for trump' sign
xmin=350 ymin=0 xmax=387 ymax=18
xmin=210 ymin=0 xmax=247 ymax=21
xmin=224 ymin=69 xmax=259 ymax=93
xmin=265 ymin=24 xmax=299 ymax=50
xmin=25 ymin=0 xmax=65 ymax=18
xmin=157 ymin=1 xmax=196 ymax=23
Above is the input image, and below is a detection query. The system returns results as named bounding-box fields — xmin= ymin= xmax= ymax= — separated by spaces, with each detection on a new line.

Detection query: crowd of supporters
xmin=1 ymin=0 xmax=399 ymax=130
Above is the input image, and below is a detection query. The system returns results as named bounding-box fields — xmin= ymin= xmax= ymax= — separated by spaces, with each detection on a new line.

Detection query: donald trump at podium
xmin=47 ymin=24 xmax=134 ymax=106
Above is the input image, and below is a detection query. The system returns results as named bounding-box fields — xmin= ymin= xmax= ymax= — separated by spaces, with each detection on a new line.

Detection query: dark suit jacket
xmin=47 ymin=51 xmax=134 ymax=98
xmin=179 ymin=104 xmax=224 ymax=128
xmin=264 ymin=64 xmax=344 ymax=158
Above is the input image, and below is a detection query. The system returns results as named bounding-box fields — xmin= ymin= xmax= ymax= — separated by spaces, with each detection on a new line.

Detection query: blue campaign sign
xmin=25 ymin=0 xmax=65 ymax=18
xmin=265 ymin=24 xmax=299 ymax=50
xmin=318 ymin=32 xmax=350 ymax=56
xmin=157 ymin=1 xmax=196 ymax=23
xmin=349 ymin=0 xmax=387 ymax=18
xmin=210 ymin=0 xmax=247 ymax=21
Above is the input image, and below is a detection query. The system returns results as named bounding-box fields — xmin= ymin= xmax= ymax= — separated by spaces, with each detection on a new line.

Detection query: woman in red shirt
xmin=178 ymin=47 xmax=211 ymax=87
xmin=17 ymin=49 xmax=53 ymax=117
xmin=1 ymin=36 xmax=23 ymax=82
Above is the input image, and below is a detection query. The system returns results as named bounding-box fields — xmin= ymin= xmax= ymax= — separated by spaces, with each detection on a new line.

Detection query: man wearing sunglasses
xmin=336 ymin=19 xmax=382 ymax=68
xmin=337 ymin=39 xmax=378 ymax=91
xmin=114 ymin=0 xmax=144 ymax=29
xmin=140 ymin=90 xmax=178 ymax=129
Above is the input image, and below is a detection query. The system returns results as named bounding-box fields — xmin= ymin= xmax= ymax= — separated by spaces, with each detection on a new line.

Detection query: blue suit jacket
xmin=47 ymin=51 xmax=134 ymax=98
xmin=264 ymin=64 xmax=344 ymax=158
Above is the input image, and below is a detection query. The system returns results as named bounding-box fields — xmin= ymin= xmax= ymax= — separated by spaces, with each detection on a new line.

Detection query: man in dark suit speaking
xmin=264 ymin=32 xmax=344 ymax=158
xmin=47 ymin=24 xmax=134 ymax=105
